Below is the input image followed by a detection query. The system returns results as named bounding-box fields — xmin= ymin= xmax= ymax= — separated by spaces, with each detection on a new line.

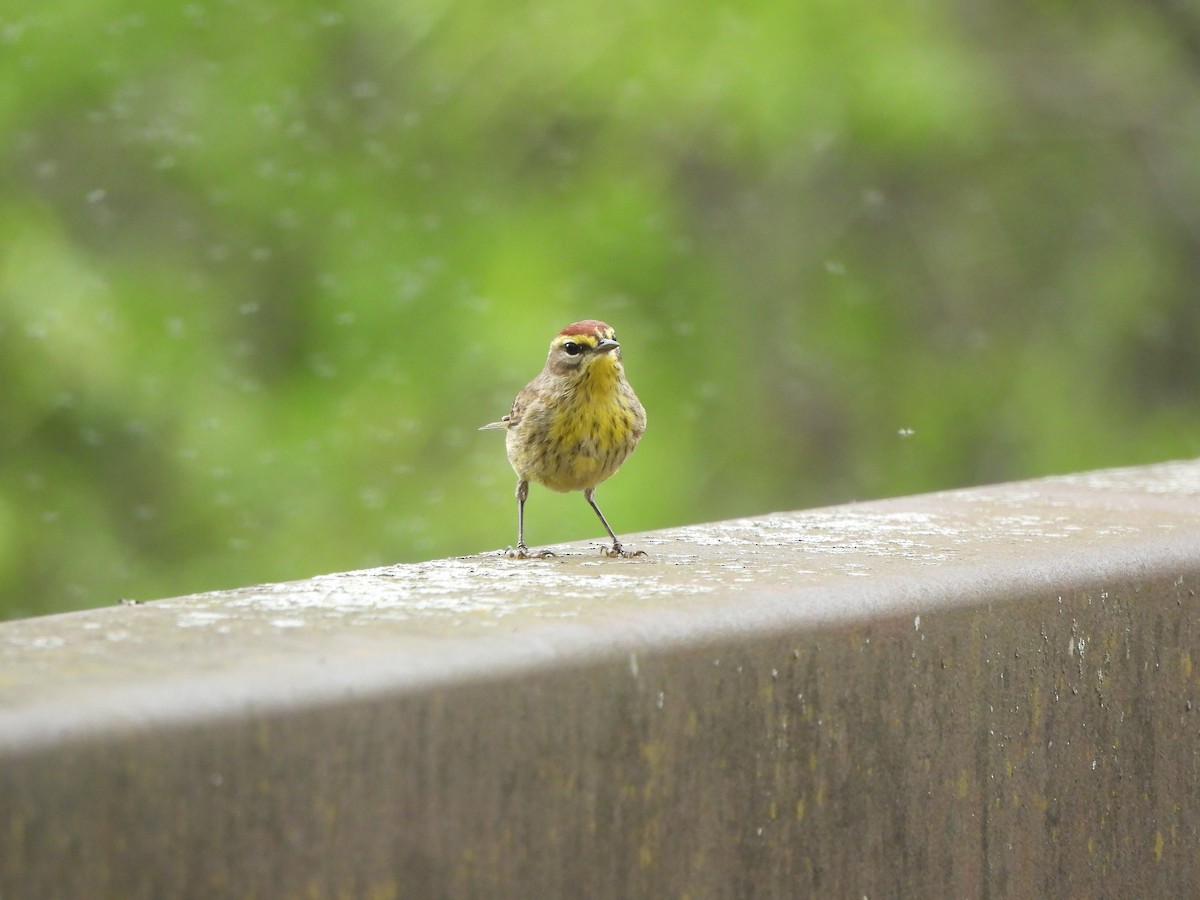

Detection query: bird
xmin=481 ymin=319 xmax=647 ymax=558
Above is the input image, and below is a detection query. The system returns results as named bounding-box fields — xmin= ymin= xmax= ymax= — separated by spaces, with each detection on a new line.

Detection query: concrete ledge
xmin=3 ymin=461 xmax=1200 ymax=897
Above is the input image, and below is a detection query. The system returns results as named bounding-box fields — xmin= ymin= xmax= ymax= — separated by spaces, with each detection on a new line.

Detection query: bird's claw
xmin=506 ymin=545 xmax=557 ymax=560
xmin=603 ymin=543 xmax=647 ymax=559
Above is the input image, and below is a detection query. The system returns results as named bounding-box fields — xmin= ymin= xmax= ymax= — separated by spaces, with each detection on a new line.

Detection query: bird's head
xmin=544 ymin=320 xmax=622 ymax=377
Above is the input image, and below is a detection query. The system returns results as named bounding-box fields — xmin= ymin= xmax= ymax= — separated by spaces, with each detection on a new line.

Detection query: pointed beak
xmin=596 ymin=338 xmax=620 ymax=354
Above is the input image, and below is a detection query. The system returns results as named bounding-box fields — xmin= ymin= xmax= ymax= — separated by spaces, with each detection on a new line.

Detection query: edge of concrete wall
xmin=3 ymin=460 xmax=1199 ymax=897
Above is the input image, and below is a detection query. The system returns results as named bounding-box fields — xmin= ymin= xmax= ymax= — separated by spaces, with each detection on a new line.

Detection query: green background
xmin=3 ymin=1 xmax=1198 ymax=619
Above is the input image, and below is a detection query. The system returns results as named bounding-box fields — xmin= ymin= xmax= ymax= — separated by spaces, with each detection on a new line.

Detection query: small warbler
xmin=481 ymin=319 xmax=647 ymax=558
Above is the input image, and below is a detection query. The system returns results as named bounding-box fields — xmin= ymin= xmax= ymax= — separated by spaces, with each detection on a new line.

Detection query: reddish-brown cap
xmin=557 ymin=320 xmax=613 ymax=340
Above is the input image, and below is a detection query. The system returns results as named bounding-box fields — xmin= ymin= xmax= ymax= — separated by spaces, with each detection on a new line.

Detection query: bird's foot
xmin=602 ymin=543 xmax=647 ymax=559
xmin=506 ymin=544 xmax=557 ymax=560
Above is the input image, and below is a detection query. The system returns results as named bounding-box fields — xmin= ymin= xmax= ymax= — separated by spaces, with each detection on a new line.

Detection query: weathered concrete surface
xmin=2 ymin=461 xmax=1199 ymax=898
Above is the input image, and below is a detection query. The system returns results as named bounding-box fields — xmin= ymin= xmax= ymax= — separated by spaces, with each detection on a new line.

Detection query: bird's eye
xmin=563 ymin=341 xmax=582 ymax=356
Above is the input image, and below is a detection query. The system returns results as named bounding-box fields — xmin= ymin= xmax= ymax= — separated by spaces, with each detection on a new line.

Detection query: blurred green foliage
xmin=2 ymin=0 xmax=1198 ymax=618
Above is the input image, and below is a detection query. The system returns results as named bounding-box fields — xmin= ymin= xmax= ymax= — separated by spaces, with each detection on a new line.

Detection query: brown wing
xmin=503 ymin=383 xmax=537 ymax=429
xmin=480 ymin=380 xmax=536 ymax=431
